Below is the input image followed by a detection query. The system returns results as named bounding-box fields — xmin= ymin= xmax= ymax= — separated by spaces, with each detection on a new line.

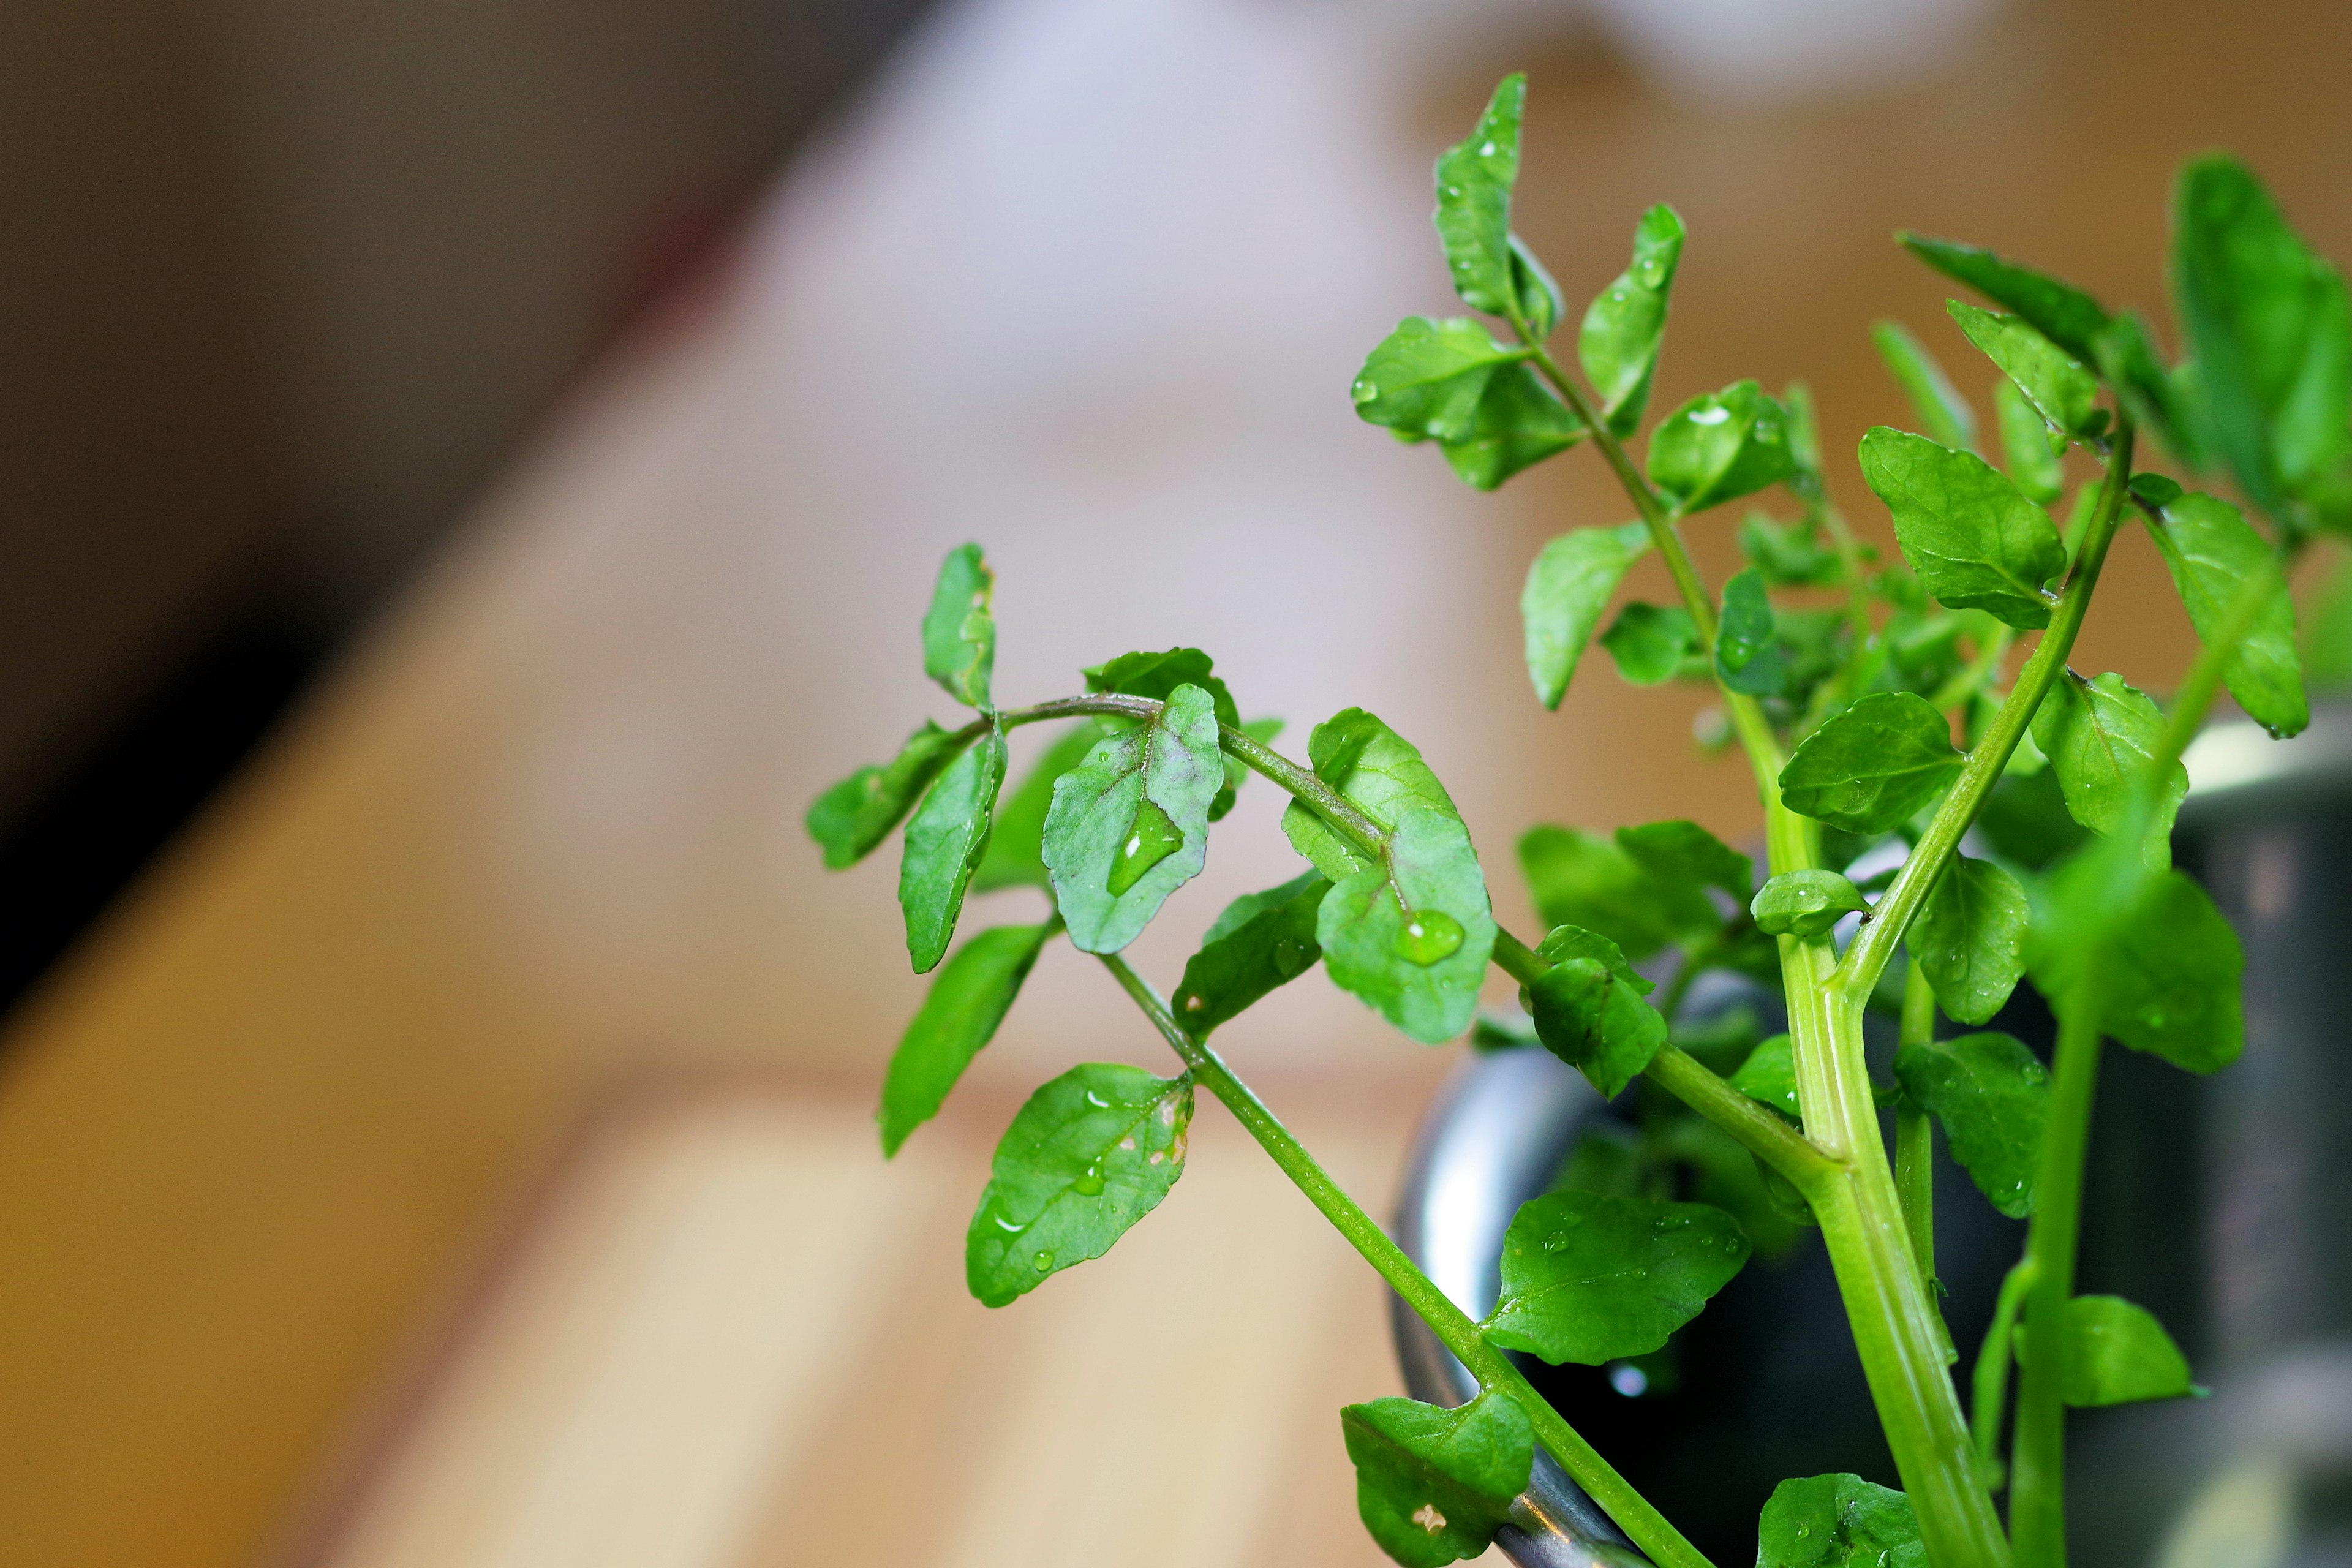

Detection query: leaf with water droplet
xmin=1041 ymin=685 xmax=1222 ymax=953
xmin=899 ymin=726 xmax=1008 ymax=973
xmin=1526 ymin=938 xmax=1666 ymax=1099
xmin=1646 ymin=380 xmax=1796 ymax=514
xmin=1750 ymin=870 xmax=1868 ymax=940
xmin=1340 ymin=1390 xmax=1532 ymax=1568
xmin=1894 ymin=1031 xmax=2048 ymax=1218
xmin=1352 ymin=316 xmax=1524 ymax=443
xmin=1716 ymin=566 xmax=1787 ymax=697
xmin=1320 ymin=809 xmax=1496 ymax=1044
xmin=1947 ymin=300 xmax=2100 ymax=440
xmin=1438 ymin=363 xmax=1585 ymax=490
xmin=1518 ymin=823 xmax=1713 ymax=959
xmin=1520 ymin=522 xmax=1651 ymax=709
xmin=921 ymin=543 xmax=996 ymax=709
xmin=1483 ymin=1189 xmax=1748 ymax=1365
xmin=1907 ymin=854 xmax=2029 ymax=1025
xmin=1755 ymin=1473 xmax=1925 ymax=1568
xmin=971 ymin=722 xmax=1099 ymax=893
xmin=1171 ymin=870 xmax=1329 ymax=1038
xmin=2138 ymin=490 xmax=2307 ymax=737
xmin=878 ymin=919 xmax=1058 ymax=1156
xmin=1777 ymin=691 xmax=1964 ymax=835
xmin=2030 ymin=669 xmax=2187 ymax=868
xmin=1579 ymin=204 xmax=1685 ymax=437
xmin=1392 ymin=909 xmax=1466 ymax=966
xmin=1871 ymin=319 xmax=1978 ymax=454
xmin=1598 ymin=601 xmax=1700 ymax=685
xmin=1082 ymin=646 xmax=1261 ymax=819
xmin=1281 ymin=709 xmax=1462 ymax=883
xmin=1858 ymin=426 xmax=2065 ymax=628
xmin=964 ymin=1063 xmax=1192 ymax=1308
xmin=1432 ymin=74 xmax=1525 ymax=319
xmin=1729 ymin=1033 xmax=1800 ymax=1122
xmin=2031 ymin=1294 xmax=2199 ymax=1407
xmin=807 ymin=719 xmax=968 ymax=870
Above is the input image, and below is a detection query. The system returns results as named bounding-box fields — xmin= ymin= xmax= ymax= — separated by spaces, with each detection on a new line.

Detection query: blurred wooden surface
xmin=0 ymin=0 xmax=2343 ymax=1564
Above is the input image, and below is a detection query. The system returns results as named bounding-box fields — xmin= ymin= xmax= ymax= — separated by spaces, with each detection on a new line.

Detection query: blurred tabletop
xmin=0 ymin=0 xmax=2339 ymax=1564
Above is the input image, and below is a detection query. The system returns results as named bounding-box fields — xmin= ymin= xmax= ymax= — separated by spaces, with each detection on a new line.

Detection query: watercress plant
xmin=809 ymin=74 xmax=2338 ymax=1568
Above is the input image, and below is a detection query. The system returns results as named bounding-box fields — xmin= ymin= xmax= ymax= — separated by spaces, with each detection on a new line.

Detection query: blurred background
xmin=0 ymin=0 xmax=2346 ymax=1564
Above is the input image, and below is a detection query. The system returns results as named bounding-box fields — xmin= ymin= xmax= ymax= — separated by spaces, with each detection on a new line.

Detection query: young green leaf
xmin=1616 ymin=819 xmax=1753 ymax=903
xmin=1756 ymin=1474 xmax=1926 ymax=1568
xmin=2029 ymin=671 xmax=2187 ymax=867
xmin=900 ymin=727 xmax=1008 ymax=972
xmin=1170 ymin=871 xmax=1329 ymax=1038
xmin=1281 ymin=708 xmax=1461 ymax=882
xmin=971 ymin=723 xmax=1098 ymax=892
xmin=807 ymin=720 xmax=967 ymax=870
xmin=1041 ymin=685 xmax=1223 ymax=953
xmin=2049 ymin=1295 xmax=2199 ymax=1406
xmin=1893 ymin=1031 xmax=2049 ymax=1218
xmin=1083 ymin=647 xmax=1259 ymax=818
xmin=1534 ymin=922 xmax=1654 ymax=993
xmin=1352 ymin=317 xmax=1526 ymax=443
xmin=1871 ymin=319 xmax=1978 ymax=453
xmin=1340 ymin=1392 xmax=1534 ymax=1568
xmin=1993 ymin=379 xmax=2067 ymax=505
xmin=1599 ymin=602 xmax=1699 ymax=685
xmin=1580 ymin=204 xmax=1686 ymax=436
xmin=1858 ymin=427 xmax=2065 ymax=628
xmin=1320 ymin=809 xmax=1498 ymax=1044
xmin=1751 ymin=870 xmax=1867 ymax=940
xmin=878 ymin=921 xmax=1058 ymax=1156
xmin=1777 ymin=691 xmax=1964 ymax=835
xmin=1433 ymin=74 xmax=1526 ymax=318
xmin=1526 ymin=944 xmax=1666 ymax=1097
xmin=965 ymin=1063 xmax=1193 ymax=1307
xmin=1509 ymin=234 xmax=1564 ymax=339
xmin=1716 ymin=566 xmax=1787 ymax=696
xmin=1647 ymin=381 xmax=1797 ymax=514
xmin=1907 ymin=854 xmax=2030 ymax=1025
xmin=1521 ymin=522 xmax=1652 ymax=709
xmin=1740 ymin=512 xmax=1843 ymax=586
xmin=1519 ymin=824 xmax=1716 ymax=958
xmin=923 ymin=544 xmax=997 ymax=709
xmin=1730 ymin=1032 xmax=1800 ymax=1121
xmin=1948 ymin=300 xmax=2101 ymax=439
xmin=1898 ymin=232 xmax=2111 ymax=364
xmin=2139 ymin=491 xmax=2308 ymax=737
xmin=1441 ymin=363 xmax=1586 ymax=490
xmin=1483 ymin=1189 xmax=1751 ymax=1365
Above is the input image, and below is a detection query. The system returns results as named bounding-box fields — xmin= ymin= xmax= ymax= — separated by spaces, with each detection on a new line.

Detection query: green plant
xmin=807 ymin=74 xmax=2343 ymax=1568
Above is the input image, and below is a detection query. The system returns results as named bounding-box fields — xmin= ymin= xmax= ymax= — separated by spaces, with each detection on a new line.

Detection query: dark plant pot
xmin=1392 ymin=703 xmax=2352 ymax=1567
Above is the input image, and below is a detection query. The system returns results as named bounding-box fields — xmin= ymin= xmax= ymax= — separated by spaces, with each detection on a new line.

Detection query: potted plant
xmin=807 ymin=72 xmax=2343 ymax=1568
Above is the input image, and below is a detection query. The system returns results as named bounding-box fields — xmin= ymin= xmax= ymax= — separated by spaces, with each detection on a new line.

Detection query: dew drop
xmin=1392 ymin=909 xmax=1466 ymax=966
xmin=1106 ymin=797 xmax=1183 ymax=895
xmin=1544 ymin=1232 xmax=1570 ymax=1253
xmin=1033 ymin=1250 xmax=1054 ymax=1272
xmin=1635 ymin=258 xmax=1668 ymax=288
xmin=1074 ymin=1163 xmax=1106 ymax=1197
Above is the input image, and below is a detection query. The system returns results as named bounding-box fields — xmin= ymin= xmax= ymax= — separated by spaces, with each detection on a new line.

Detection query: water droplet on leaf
xmin=1106 ymin=796 xmax=1183 ymax=895
xmin=1074 ymin=1163 xmax=1106 ymax=1197
xmin=1033 ymin=1250 xmax=1054 ymax=1272
xmin=1392 ymin=908 xmax=1466 ymax=966
xmin=1084 ymin=1089 xmax=1110 ymax=1109
xmin=1544 ymin=1232 xmax=1569 ymax=1253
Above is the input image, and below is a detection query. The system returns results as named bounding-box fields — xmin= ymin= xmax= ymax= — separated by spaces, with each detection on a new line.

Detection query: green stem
xmin=1839 ymin=421 xmax=2136 ymax=1002
xmin=1098 ymin=952 xmax=1716 ymax=1568
xmin=1896 ymin=960 xmax=1937 ymax=1288
xmin=1972 ymin=1257 xmax=2037 ymax=1490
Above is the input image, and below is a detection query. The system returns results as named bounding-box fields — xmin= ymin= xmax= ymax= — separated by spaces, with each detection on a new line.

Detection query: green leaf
xmin=900 ymin=726 xmax=1008 ymax=972
xmin=1898 ymin=232 xmax=2111 ymax=364
xmin=1751 ymin=870 xmax=1867 ymax=939
xmin=1616 ymin=819 xmax=1752 ymax=904
xmin=2139 ymin=491 xmax=2308 ymax=737
xmin=1580 ymin=204 xmax=1686 ymax=437
xmin=1171 ymin=872 xmax=1329 ymax=1038
xmin=807 ymin=720 xmax=967 ymax=871
xmin=1756 ymin=1474 xmax=1926 ymax=1568
xmin=1440 ymin=363 xmax=1586 ymax=490
xmin=1907 ymin=854 xmax=2030 ymax=1025
xmin=1083 ymin=647 xmax=1256 ymax=818
xmin=922 ymin=544 xmax=997 ymax=709
xmin=1993 ymin=379 xmax=2067 ymax=505
xmin=2051 ymin=1295 xmax=2198 ymax=1406
xmin=1483 ymin=1189 xmax=1750 ymax=1365
xmin=1509 ymin=234 xmax=1564 ymax=339
xmin=2095 ymin=311 xmax=2205 ymax=469
xmin=1730 ymin=1032 xmax=1800 ymax=1120
xmin=1740 ymin=511 xmax=1843 ymax=587
xmin=1599 ymin=601 xmax=1699 ymax=685
xmin=1340 ymin=1392 xmax=1533 ymax=1568
xmin=1352 ymin=317 xmax=1526 ymax=442
xmin=1518 ymin=824 xmax=1714 ymax=959
xmin=2098 ymin=870 xmax=2244 ymax=1073
xmin=1520 ymin=522 xmax=1651 ymax=709
xmin=1716 ymin=566 xmax=1787 ymax=696
xmin=1871 ymin=319 xmax=1978 ymax=453
xmin=1041 ymin=685 xmax=1223 ymax=953
xmin=1281 ymin=708 xmax=1461 ymax=882
xmin=1534 ymin=922 xmax=1654 ymax=993
xmin=1647 ymin=380 xmax=1797 ymax=514
xmin=1778 ymin=691 xmax=1964 ymax=835
xmin=878 ymin=922 xmax=1057 ymax=1155
xmin=1948 ymin=300 xmax=2101 ymax=439
xmin=2029 ymin=671 xmax=2187 ymax=868
xmin=965 ymin=1063 xmax=1192 ymax=1307
xmin=971 ymin=723 xmax=1099 ymax=892
xmin=1858 ymin=426 xmax=2065 ymax=628
xmin=1527 ymin=949 xmax=1667 ymax=1098
xmin=1433 ymin=74 xmax=1526 ymax=318
xmin=1893 ymin=1031 xmax=2048 ymax=1218
xmin=2173 ymin=154 xmax=2352 ymax=518
xmin=1321 ymin=809 xmax=1498 ymax=1044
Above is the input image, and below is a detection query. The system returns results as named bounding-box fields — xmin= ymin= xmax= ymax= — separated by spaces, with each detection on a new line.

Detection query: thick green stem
xmin=1097 ymin=952 xmax=1716 ymax=1568
xmin=1973 ymin=1257 xmax=2037 ymax=1490
xmin=1896 ymin=960 xmax=1938 ymax=1288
